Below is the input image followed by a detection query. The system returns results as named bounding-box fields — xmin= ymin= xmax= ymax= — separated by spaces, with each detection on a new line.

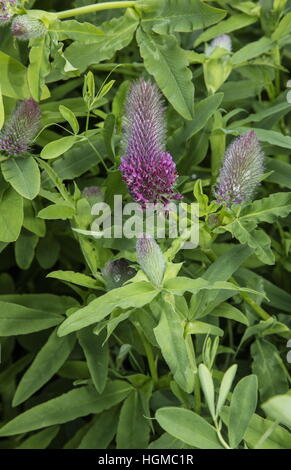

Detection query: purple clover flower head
xmin=102 ymin=258 xmax=136 ymax=290
xmin=213 ymin=130 xmax=264 ymax=207
xmin=136 ymin=234 xmax=166 ymax=287
xmin=119 ymin=78 xmax=182 ymax=206
xmin=0 ymin=0 xmax=16 ymax=25
xmin=0 ymin=98 xmax=41 ymax=156
xmin=11 ymin=15 xmax=47 ymax=41
xmin=205 ymin=34 xmax=232 ymax=56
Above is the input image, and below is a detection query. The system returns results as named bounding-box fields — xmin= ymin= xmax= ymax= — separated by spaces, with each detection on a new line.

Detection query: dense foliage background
xmin=0 ymin=0 xmax=291 ymax=449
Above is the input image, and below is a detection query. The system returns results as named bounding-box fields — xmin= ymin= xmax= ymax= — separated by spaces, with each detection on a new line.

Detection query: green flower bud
xmin=136 ymin=235 xmax=166 ymax=287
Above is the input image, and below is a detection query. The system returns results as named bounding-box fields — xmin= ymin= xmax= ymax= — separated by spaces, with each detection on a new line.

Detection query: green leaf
xmin=78 ymin=407 xmax=119 ymax=449
xmin=251 ymin=339 xmax=288 ymax=402
xmin=0 ymin=186 xmax=23 ymax=243
xmin=156 ymin=407 xmax=223 ymax=449
xmin=13 ymin=329 xmax=75 ymax=406
xmin=59 ymin=105 xmax=79 ymax=134
xmin=222 ymin=222 xmax=275 ymax=265
xmin=194 ymin=13 xmax=256 ymax=46
xmin=15 ymin=232 xmax=38 ymax=270
xmin=231 ymin=37 xmax=273 ymax=65
xmin=27 ymin=35 xmax=51 ymax=101
xmin=266 ymin=157 xmax=291 ymax=190
xmin=261 ymin=394 xmax=291 ymax=429
xmin=0 ymin=84 xmax=4 ymax=130
xmin=0 ymin=381 xmax=132 ymax=436
xmin=137 ymin=28 xmax=194 ymax=120
xmin=148 ymin=432 xmax=187 ymax=449
xmin=228 ymin=375 xmax=258 ymax=448
xmin=1 ymin=157 xmax=40 ymax=200
xmin=221 ymin=408 xmax=291 ymax=449
xmin=50 ymin=19 xmax=104 ymax=42
xmin=47 ymin=270 xmax=104 ymax=290
xmin=211 ymin=303 xmax=249 ymax=326
xmin=216 ymin=364 xmax=237 ymax=417
xmin=0 ymin=301 xmax=63 ymax=336
xmin=16 ymin=426 xmax=60 ymax=449
xmin=141 ymin=0 xmax=226 ymax=34
xmin=0 ymin=51 xmax=29 ymax=99
xmin=41 ymin=136 xmax=78 ymax=159
xmin=38 ymin=204 xmax=75 ymax=220
xmin=198 ymin=364 xmax=215 ymax=419
xmin=116 ymin=389 xmax=150 ymax=449
xmin=64 ymin=15 xmax=138 ymax=72
xmin=169 ymin=93 xmax=224 ymax=151
xmin=78 ymin=328 xmax=109 ymax=394
xmin=154 ymin=295 xmax=195 ymax=393
xmin=272 ymin=12 xmax=291 ymax=41
xmin=186 ymin=321 xmax=223 ymax=336
xmin=239 ymin=192 xmax=291 ymax=224
xmin=58 ymin=281 xmax=159 ymax=336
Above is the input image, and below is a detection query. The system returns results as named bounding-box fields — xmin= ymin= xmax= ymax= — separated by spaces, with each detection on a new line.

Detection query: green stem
xmin=214 ymin=419 xmax=231 ymax=449
xmin=56 ymin=1 xmax=137 ymax=19
xmin=134 ymin=322 xmax=158 ymax=383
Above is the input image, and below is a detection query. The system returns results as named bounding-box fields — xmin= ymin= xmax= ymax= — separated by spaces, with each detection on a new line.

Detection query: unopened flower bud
xmin=0 ymin=98 xmax=41 ymax=156
xmin=136 ymin=235 xmax=166 ymax=287
xmin=82 ymin=186 xmax=103 ymax=205
xmin=205 ymin=34 xmax=232 ymax=57
xmin=11 ymin=15 xmax=47 ymax=41
xmin=213 ymin=130 xmax=264 ymax=206
xmin=102 ymin=259 xmax=136 ymax=290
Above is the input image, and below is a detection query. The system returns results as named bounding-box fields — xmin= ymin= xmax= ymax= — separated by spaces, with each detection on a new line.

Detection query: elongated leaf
xmin=13 ymin=329 xmax=76 ymax=406
xmin=15 ymin=232 xmax=38 ymax=270
xmin=78 ymin=407 xmax=119 ymax=449
xmin=1 ymin=157 xmax=40 ymax=200
xmin=216 ymin=364 xmax=237 ymax=417
xmin=141 ymin=0 xmax=226 ymax=34
xmin=0 ymin=301 xmax=63 ymax=336
xmin=116 ymin=390 xmax=150 ymax=449
xmin=27 ymin=35 xmax=51 ymax=101
xmin=154 ymin=295 xmax=195 ymax=393
xmin=38 ymin=204 xmax=75 ymax=220
xmin=16 ymin=426 xmax=60 ymax=449
xmin=78 ymin=328 xmax=109 ymax=394
xmin=195 ymin=13 xmax=256 ymax=46
xmin=41 ymin=136 xmax=77 ymax=159
xmin=58 ymin=281 xmax=159 ymax=336
xmin=198 ymin=364 xmax=215 ymax=419
xmin=0 ymin=84 xmax=4 ymax=130
xmin=211 ymin=303 xmax=249 ymax=326
xmin=251 ymin=339 xmax=288 ymax=402
xmin=221 ymin=407 xmax=291 ymax=449
xmin=47 ymin=270 xmax=104 ymax=290
xmin=0 ymin=186 xmax=23 ymax=243
xmin=231 ymin=37 xmax=273 ymax=65
xmin=137 ymin=28 xmax=194 ymax=120
xmin=262 ymin=395 xmax=291 ymax=428
xmin=0 ymin=381 xmax=132 ymax=436
xmin=156 ymin=407 xmax=223 ymax=449
xmin=239 ymin=192 xmax=291 ymax=224
xmin=228 ymin=375 xmax=258 ymax=448
xmin=0 ymin=51 xmax=29 ymax=99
